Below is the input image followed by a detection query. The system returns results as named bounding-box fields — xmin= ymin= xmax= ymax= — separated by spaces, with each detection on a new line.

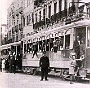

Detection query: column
xmin=57 ymin=0 xmax=59 ymax=13
xmin=47 ymin=4 xmax=49 ymax=18
xmin=61 ymin=0 xmax=64 ymax=11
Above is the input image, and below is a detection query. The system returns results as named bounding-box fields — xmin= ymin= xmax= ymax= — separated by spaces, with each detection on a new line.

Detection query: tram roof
xmin=22 ymin=19 xmax=90 ymax=41
xmin=0 ymin=41 xmax=21 ymax=51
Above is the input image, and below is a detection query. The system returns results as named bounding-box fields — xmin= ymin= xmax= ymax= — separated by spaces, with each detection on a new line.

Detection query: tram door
xmin=86 ymin=26 xmax=90 ymax=68
xmin=74 ymin=27 xmax=86 ymax=67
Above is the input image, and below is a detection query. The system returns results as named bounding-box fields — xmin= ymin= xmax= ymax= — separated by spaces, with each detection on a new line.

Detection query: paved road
xmin=0 ymin=72 xmax=90 ymax=88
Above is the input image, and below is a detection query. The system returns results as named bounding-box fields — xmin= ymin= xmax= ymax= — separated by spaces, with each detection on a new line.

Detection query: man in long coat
xmin=39 ymin=52 xmax=50 ymax=81
xmin=73 ymin=36 xmax=80 ymax=59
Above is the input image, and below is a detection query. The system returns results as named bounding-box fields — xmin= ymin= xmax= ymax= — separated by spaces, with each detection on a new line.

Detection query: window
xmin=35 ymin=13 xmax=37 ymax=23
xmin=48 ymin=5 xmax=51 ymax=18
xmin=87 ymin=26 xmax=90 ymax=47
xmin=54 ymin=2 xmax=57 ymax=14
xmin=32 ymin=13 xmax=34 ymax=23
xmin=87 ymin=8 xmax=90 ymax=18
xmin=43 ymin=8 xmax=45 ymax=20
xmin=59 ymin=0 xmax=62 ymax=12
xmin=39 ymin=11 xmax=41 ymax=21
xmin=65 ymin=35 xmax=70 ymax=49
xmin=27 ymin=15 xmax=31 ymax=25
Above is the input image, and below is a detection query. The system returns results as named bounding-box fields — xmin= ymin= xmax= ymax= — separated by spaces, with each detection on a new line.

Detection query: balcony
xmin=15 ymin=25 xmax=18 ymax=32
xmin=33 ymin=4 xmax=88 ymax=30
xmin=33 ymin=20 xmax=45 ymax=29
xmin=16 ymin=10 xmax=19 ymax=16
xmin=19 ymin=7 xmax=23 ymax=14
xmin=34 ymin=0 xmax=45 ymax=8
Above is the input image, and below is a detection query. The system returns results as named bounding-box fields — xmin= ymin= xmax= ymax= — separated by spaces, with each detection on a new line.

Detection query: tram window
xmin=65 ymin=35 xmax=70 ymax=49
xmin=39 ymin=41 xmax=42 ymax=52
xmin=49 ymin=38 xmax=54 ymax=51
xmin=24 ymin=44 xmax=26 ymax=53
xmin=46 ymin=39 xmax=49 ymax=51
xmin=2 ymin=49 xmax=7 ymax=55
xmin=27 ymin=43 xmax=32 ymax=53
xmin=56 ymin=36 xmax=64 ymax=50
xmin=87 ymin=27 xmax=90 ymax=47
xmin=42 ymin=40 xmax=46 ymax=52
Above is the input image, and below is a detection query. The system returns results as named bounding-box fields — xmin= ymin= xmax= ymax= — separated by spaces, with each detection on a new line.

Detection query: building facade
xmin=0 ymin=24 xmax=8 ymax=45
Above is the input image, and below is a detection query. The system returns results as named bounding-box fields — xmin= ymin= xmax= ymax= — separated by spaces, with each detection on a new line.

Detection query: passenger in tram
xmin=42 ymin=41 xmax=45 ymax=52
xmin=80 ymin=39 xmax=85 ymax=68
xmin=32 ymin=42 xmax=38 ymax=58
xmin=49 ymin=38 xmax=54 ymax=51
xmin=28 ymin=43 xmax=33 ymax=53
xmin=73 ymin=36 xmax=80 ymax=59
xmin=53 ymin=40 xmax=58 ymax=53
xmin=46 ymin=40 xmax=49 ymax=51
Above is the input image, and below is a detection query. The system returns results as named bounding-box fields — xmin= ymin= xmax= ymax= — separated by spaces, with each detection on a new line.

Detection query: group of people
xmin=69 ymin=36 xmax=85 ymax=84
xmin=26 ymin=37 xmax=63 ymax=59
xmin=31 ymin=35 xmax=85 ymax=82
xmin=1 ymin=51 xmax=22 ymax=74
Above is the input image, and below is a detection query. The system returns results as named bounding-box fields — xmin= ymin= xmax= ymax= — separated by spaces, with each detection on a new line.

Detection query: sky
xmin=0 ymin=0 xmax=12 ymax=24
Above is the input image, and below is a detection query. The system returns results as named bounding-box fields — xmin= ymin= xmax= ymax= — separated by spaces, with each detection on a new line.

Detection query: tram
xmin=0 ymin=41 xmax=22 ymax=71
xmin=22 ymin=19 xmax=90 ymax=79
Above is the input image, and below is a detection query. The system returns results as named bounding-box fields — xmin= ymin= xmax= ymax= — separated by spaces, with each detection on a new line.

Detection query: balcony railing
xmin=15 ymin=25 xmax=18 ymax=32
xmin=33 ymin=4 xmax=88 ymax=30
xmin=34 ymin=0 xmax=45 ymax=8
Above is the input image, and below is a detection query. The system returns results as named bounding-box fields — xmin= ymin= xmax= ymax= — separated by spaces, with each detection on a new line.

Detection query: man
xmin=73 ymin=36 xmax=80 ymax=59
xmin=12 ymin=52 xmax=16 ymax=74
xmin=39 ymin=52 xmax=50 ymax=81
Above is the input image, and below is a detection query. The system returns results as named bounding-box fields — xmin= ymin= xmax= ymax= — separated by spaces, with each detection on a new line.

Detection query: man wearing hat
xmin=39 ymin=52 xmax=50 ymax=81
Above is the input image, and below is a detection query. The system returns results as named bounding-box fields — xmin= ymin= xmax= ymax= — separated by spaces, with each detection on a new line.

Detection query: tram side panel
xmin=86 ymin=48 xmax=90 ymax=71
xmin=22 ymin=50 xmax=70 ymax=73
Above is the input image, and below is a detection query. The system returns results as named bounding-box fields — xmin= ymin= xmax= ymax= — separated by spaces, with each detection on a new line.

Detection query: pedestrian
xmin=5 ymin=59 xmax=9 ymax=73
xmin=39 ymin=52 xmax=50 ymax=81
xmin=2 ymin=58 xmax=5 ymax=72
xmin=12 ymin=52 xmax=16 ymax=74
xmin=69 ymin=50 xmax=76 ymax=84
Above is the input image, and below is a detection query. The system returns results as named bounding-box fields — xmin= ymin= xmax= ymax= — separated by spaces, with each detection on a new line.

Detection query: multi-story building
xmin=33 ymin=0 xmax=88 ymax=32
xmin=0 ymin=0 xmax=35 ymax=58
xmin=22 ymin=0 xmax=34 ymax=39
xmin=7 ymin=0 xmax=24 ymax=43
xmin=0 ymin=24 xmax=8 ymax=45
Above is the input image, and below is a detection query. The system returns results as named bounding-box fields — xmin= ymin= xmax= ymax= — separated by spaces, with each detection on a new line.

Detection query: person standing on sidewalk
xmin=39 ymin=52 xmax=50 ymax=81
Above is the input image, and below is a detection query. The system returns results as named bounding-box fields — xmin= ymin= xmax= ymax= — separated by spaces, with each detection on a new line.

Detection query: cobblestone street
xmin=0 ymin=72 xmax=90 ymax=88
